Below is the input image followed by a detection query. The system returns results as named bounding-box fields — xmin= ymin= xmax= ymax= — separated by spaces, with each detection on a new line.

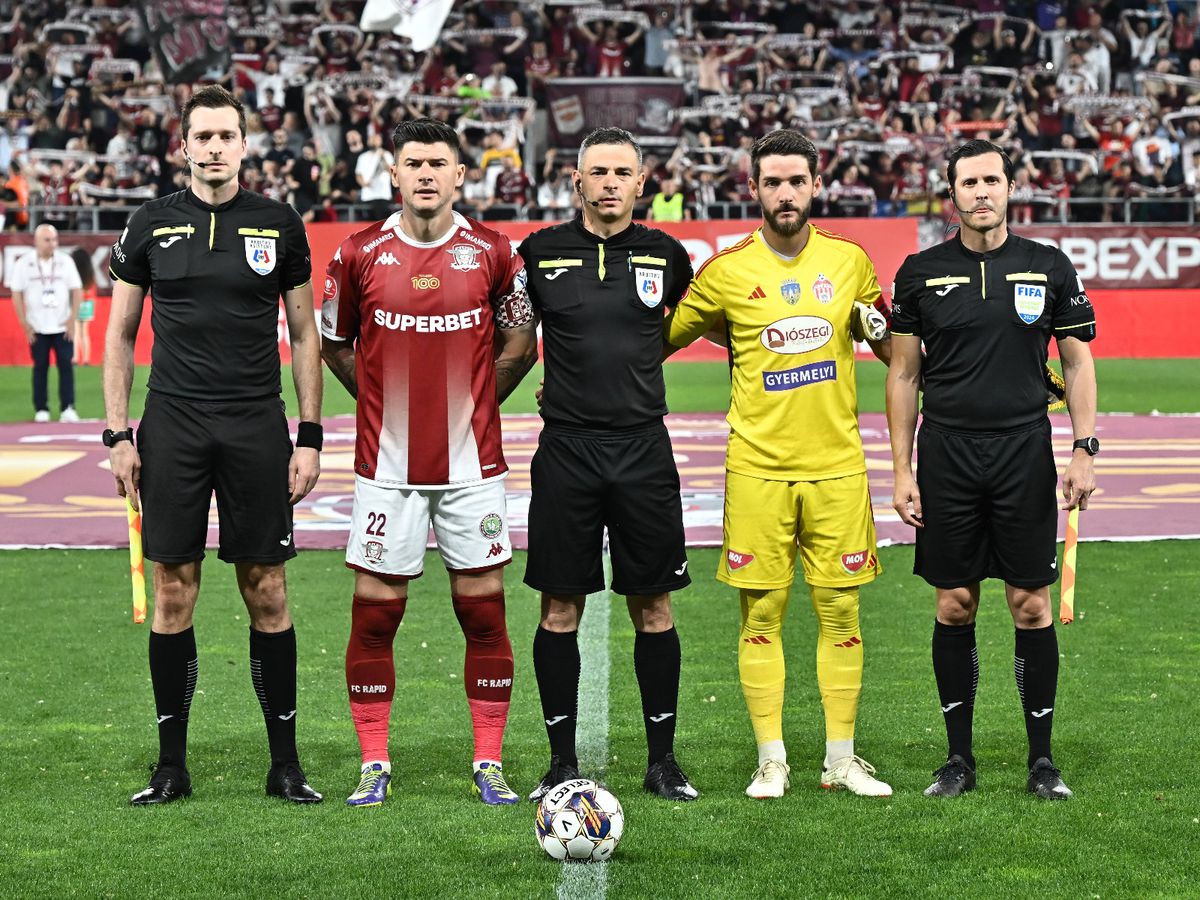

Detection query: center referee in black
xmin=886 ymin=139 xmax=1098 ymax=800
xmin=521 ymin=127 xmax=698 ymax=802
xmin=104 ymin=85 xmax=324 ymax=805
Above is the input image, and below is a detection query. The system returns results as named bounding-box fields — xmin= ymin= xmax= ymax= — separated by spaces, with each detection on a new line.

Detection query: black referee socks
xmin=149 ymin=628 xmax=198 ymax=769
xmin=932 ymin=620 xmax=979 ymax=767
xmin=1015 ymin=624 xmax=1059 ymax=768
xmin=249 ymin=626 xmax=299 ymax=766
xmin=533 ymin=626 xmax=580 ymax=767
xmin=634 ymin=628 xmax=681 ymax=766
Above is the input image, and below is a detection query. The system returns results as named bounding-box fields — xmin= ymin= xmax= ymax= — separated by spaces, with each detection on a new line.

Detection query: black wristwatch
xmin=1072 ymin=436 xmax=1100 ymax=456
xmin=102 ymin=428 xmax=134 ymax=448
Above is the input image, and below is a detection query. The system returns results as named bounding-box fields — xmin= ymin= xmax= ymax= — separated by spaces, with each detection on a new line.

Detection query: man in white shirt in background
xmin=8 ymin=223 xmax=83 ymax=422
xmin=355 ymin=131 xmax=395 ymax=220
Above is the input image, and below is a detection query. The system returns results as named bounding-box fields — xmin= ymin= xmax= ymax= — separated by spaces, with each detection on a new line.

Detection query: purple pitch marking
xmin=1 ymin=413 xmax=1197 ymax=550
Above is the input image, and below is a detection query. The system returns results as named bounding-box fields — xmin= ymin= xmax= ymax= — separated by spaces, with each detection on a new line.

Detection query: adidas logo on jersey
xmin=375 ymin=252 xmax=401 ymax=266
xmin=747 ymin=285 xmax=766 ymax=301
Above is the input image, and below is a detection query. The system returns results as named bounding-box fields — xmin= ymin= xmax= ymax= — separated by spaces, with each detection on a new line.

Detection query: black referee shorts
xmin=914 ymin=418 xmax=1059 ymax=590
xmin=524 ymin=422 xmax=691 ymax=596
xmin=137 ymin=393 xmax=296 ymax=565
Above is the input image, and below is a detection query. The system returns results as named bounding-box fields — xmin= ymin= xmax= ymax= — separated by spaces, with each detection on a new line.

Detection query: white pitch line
xmin=556 ymin=548 xmax=612 ymax=900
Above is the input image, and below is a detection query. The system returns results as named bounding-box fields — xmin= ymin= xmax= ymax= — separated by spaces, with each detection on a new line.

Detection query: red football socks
xmin=452 ymin=592 xmax=513 ymax=764
xmin=345 ymin=594 xmax=406 ymax=763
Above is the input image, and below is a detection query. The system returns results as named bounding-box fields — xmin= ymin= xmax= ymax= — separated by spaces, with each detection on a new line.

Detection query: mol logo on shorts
xmin=480 ymin=513 xmax=504 ymax=539
xmin=840 ymin=549 xmax=872 ymax=574
xmin=727 ymin=549 xmax=755 ymax=570
xmin=1013 ymin=284 xmax=1046 ymax=324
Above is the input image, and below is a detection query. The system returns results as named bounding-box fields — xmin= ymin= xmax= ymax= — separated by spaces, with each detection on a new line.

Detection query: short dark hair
xmin=391 ymin=117 xmax=462 ymax=160
xmin=181 ymin=85 xmax=246 ymax=139
xmin=946 ymin=139 xmax=1014 ymax=187
xmin=577 ymin=127 xmax=643 ymax=170
xmin=750 ymin=130 xmax=819 ymax=182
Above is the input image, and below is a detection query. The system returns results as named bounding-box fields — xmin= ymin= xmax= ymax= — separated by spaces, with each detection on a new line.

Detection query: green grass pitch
xmin=0 ymin=545 xmax=1197 ymax=898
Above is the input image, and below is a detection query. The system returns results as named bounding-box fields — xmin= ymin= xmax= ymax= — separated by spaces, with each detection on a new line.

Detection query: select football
xmin=535 ymin=779 xmax=625 ymax=862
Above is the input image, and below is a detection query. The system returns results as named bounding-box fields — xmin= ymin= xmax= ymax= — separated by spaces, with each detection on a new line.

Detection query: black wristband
xmin=296 ymin=421 xmax=323 ymax=451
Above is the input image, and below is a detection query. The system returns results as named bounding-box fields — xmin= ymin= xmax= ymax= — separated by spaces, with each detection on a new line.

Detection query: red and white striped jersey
xmin=321 ymin=211 xmax=532 ymax=488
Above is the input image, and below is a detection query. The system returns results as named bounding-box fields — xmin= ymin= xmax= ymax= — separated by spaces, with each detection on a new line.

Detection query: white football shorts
xmin=345 ymin=476 xmax=512 ymax=578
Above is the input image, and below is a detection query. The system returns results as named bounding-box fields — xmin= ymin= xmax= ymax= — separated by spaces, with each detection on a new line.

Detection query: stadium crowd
xmin=2 ymin=0 xmax=1200 ymax=228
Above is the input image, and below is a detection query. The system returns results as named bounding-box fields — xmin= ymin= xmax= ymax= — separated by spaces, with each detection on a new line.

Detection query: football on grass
xmin=535 ymin=779 xmax=625 ymax=862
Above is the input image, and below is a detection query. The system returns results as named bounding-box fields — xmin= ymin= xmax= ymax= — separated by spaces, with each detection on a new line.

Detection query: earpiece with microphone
xmin=183 ymin=150 xmax=213 ymax=169
xmin=575 ymin=180 xmax=601 ymax=208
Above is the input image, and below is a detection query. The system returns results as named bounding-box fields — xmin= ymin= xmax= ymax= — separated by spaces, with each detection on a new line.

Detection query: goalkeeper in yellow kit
xmin=665 ymin=130 xmax=893 ymax=798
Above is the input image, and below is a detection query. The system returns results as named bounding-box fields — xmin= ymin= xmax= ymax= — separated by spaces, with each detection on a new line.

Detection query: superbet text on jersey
xmin=322 ymin=211 xmax=532 ymax=487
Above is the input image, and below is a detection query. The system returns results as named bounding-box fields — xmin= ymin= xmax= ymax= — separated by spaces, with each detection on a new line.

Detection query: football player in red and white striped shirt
xmin=321 ymin=118 xmax=538 ymax=807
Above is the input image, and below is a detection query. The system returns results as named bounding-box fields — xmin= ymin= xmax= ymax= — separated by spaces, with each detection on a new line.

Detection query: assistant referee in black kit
xmin=886 ymin=139 xmax=1098 ymax=801
xmin=521 ymin=127 xmax=698 ymax=803
xmin=104 ymin=85 xmax=324 ymax=805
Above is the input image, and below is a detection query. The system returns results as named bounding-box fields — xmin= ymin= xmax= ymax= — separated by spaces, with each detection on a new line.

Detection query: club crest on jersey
xmin=244 ymin=236 xmax=276 ymax=275
xmin=449 ymin=243 xmax=483 ymax=272
xmin=364 ymin=541 xmax=384 ymax=563
xmin=780 ymin=279 xmax=801 ymax=304
xmin=1013 ymin=284 xmax=1046 ymax=323
xmin=480 ymin=513 xmax=504 ymax=539
xmin=812 ymin=273 xmax=835 ymax=304
xmin=635 ymin=267 xmax=664 ymax=307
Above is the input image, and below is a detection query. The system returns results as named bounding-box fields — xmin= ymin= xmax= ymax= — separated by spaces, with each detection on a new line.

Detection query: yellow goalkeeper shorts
xmin=718 ymin=469 xmax=882 ymax=590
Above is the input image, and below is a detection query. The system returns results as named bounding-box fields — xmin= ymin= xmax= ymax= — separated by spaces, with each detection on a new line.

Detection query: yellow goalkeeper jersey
xmin=666 ymin=226 xmax=882 ymax=481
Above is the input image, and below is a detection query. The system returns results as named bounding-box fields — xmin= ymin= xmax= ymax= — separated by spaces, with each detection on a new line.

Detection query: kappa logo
xmin=545 ymin=268 xmax=570 ymax=280
xmin=934 ymin=284 xmax=960 ymax=296
xmin=376 ymin=252 xmax=401 ymax=266
xmin=158 ymin=235 xmax=183 ymax=249
xmin=485 ymin=542 xmax=505 ymax=558
xmin=727 ymin=549 xmax=755 ymax=570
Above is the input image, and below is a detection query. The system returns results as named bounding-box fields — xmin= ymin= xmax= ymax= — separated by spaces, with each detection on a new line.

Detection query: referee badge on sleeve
xmin=635 ymin=267 xmax=664 ymax=308
xmin=245 ymin=237 xmax=277 ymax=276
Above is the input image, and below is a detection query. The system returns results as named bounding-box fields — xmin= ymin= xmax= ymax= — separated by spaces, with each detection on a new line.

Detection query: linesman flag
xmin=127 ymin=497 xmax=147 ymax=624
xmin=1059 ymin=507 xmax=1080 ymax=625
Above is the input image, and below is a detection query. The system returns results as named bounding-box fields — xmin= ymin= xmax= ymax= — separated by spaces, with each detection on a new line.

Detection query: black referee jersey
xmin=519 ymin=216 xmax=693 ymax=429
xmin=891 ymin=231 xmax=1096 ymax=432
xmin=109 ymin=188 xmax=313 ymax=401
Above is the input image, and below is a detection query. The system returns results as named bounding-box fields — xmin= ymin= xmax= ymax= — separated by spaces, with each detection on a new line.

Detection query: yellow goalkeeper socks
xmin=811 ymin=586 xmax=863 ymax=745
xmin=738 ymin=588 xmax=790 ymax=750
